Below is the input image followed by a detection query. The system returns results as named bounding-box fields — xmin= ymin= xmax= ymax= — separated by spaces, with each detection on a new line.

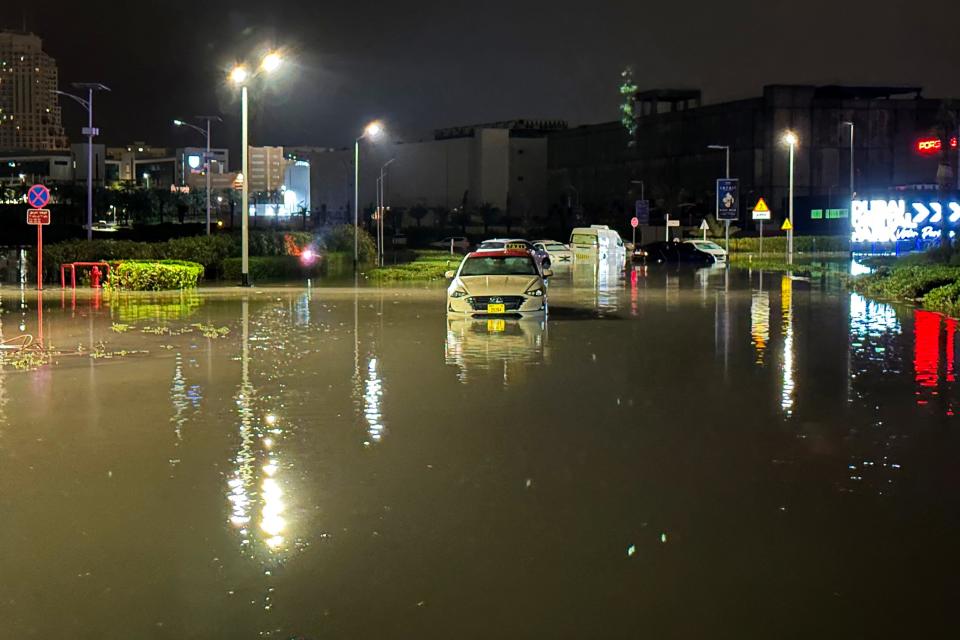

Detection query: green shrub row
xmin=851 ymin=265 xmax=960 ymax=301
xmin=107 ymin=260 xmax=205 ymax=291
xmin=221 ymin=256 xmax=325 ymax=281
xmin=36 ymin=226 xmax=374 ymax=282
xmin=725 ymin=235 xmax=850 ymax=254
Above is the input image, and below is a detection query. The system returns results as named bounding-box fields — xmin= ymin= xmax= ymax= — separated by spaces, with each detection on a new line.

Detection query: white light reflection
xmin=751 ymin=290 xmax=770 ymax=365
xmin=364 ymin=357 xmax=385 ymax=444
xmin=780 ymin=276 xmax=795 ymax=416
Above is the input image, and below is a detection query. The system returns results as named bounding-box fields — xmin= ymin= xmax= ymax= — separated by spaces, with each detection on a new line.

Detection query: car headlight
xmin=450 ymin=288 xmax=468 ymax=298
xmin=525 ymin=285 xmax=544 ymax=297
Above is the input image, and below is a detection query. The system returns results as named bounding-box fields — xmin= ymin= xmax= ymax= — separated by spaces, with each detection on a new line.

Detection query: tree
xmin=432 ymin=206 xmax=451 ymax=231
xmin=453 ymin=207 xmax=471 ymax=234
xmin=619 ymin=66 xmax=639 ymax=147
xmin=408 ymin=204 xmax=429 ymax=227
xmin=477 ymin=203 xmax=499 ymax=235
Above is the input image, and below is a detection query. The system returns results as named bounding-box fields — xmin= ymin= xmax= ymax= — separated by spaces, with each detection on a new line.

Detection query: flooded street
xmin=2 ymin=265 xmax=959 ymax=638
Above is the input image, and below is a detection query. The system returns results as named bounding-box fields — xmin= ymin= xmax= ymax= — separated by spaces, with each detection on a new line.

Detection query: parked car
xmin=569 ymin=225 xmax=626 ymax=268
xmin=639 ymin=240 xmax=717 ymax=265
xmin=445 ymin=250 xmax=552 ymax=316
xmin=476 ymin=238 xmax=551 ymax=269
xmin=430 ymin=236 xmax=471 ymax=252
xmin=683 ymin=240 xmax=728 ymax=263
xmin=533 ymin=240 xmax=573 ymax=266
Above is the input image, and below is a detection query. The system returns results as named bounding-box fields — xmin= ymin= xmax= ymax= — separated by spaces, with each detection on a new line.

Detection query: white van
xmin=569 ymin=225 xmax=626 ymax=267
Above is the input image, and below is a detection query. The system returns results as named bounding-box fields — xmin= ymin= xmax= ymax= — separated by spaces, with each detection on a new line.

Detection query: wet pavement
xmin=1 ymin=264 xmax=959 ymax=638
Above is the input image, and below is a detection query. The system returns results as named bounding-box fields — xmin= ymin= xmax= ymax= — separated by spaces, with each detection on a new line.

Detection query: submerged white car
xmin=445 ymin=250 xmax=552 ymax=316
xmin=683 ymin=240 xmax=728 ymax=263
xmin=533 ymin=240 xmax=573 ymax=266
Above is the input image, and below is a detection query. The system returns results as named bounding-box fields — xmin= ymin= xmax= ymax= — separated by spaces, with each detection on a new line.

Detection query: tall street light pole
xmin=708 ymin=144 xmax=732 ymax=253
xmin=841 ymin=121 xmax=855 ymax=197
xmin=174 ymin=116 xmax=221 ymax=235
xmin=230 ymin=51 xmax=284 ymax=287
xmin=354 ymin=121 xmax=384 ymax=270
xmin=379 ymin=158 xmax=395 ymax=266
xmin=55 ymin=83 xmax=110 ymax=241
xmin=783 ymin=131 xmax=798 ymax=264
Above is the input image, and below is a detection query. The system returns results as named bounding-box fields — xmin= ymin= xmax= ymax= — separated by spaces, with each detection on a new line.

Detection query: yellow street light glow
xmin=365 ymin=121 xmax=383 ymax=138
xmin=262 ymin=52 xmax=282 ymax=73
xmin=229 ymin=66 xmax=249 ymax=84
xmin=783 ymin=131 xmax=798 ymax=146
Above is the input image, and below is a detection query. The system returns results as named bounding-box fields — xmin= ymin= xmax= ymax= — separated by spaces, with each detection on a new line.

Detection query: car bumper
xmin=447 ymin=296 xmax=547 ymax=316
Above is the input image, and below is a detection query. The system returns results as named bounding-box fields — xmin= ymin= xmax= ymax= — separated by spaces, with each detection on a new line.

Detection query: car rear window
xmin=479 ymin=242 xmax=506 ymax=250
xmin=461 ymin=256 xmax=538 ymax=276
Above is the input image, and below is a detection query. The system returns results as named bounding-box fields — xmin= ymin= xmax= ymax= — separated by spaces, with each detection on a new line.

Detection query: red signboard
xmin=630 ymin=216 xmax=639 ymax=229
xmin=27 ymin=209 xmax=51 ymax=225
xmin=917 ymin=137 xmax=959 ymax=155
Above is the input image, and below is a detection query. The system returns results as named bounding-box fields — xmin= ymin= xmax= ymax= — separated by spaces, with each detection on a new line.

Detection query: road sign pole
xmin=665 ymin=214 xmax=670 ymax=242
xmin=760 ymin=221 xmax=764 ymax=257
xmin=725 ymin=220 xmax=730 ymax=254
xmin=37 ymin=223 xmax=43 ymax=292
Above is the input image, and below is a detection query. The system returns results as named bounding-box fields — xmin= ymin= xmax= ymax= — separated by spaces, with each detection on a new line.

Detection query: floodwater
xmin=1 ymin=264 xmax=959 ymax=638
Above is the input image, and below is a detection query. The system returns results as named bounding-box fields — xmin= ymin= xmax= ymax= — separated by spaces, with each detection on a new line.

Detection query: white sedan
xmin=533 ymin=240 xmax=573 ymax=266
xmin=445 ymin=249 xmax=552 ymax=316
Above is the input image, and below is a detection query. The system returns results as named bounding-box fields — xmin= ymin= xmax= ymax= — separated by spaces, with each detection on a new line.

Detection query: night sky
xmin=18 ymin=0 xmax=960 ymax=153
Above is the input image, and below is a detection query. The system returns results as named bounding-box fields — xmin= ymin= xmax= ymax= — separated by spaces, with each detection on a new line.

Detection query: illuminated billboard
xmin=851 ymin=198 xmax=960 ymax=244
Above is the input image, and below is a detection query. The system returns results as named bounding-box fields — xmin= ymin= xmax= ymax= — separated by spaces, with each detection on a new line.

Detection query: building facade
xmin=0 ymin=31 xmax=68 ymax=151
xmin=548 ymin=85 xmax=960 ymax=235
xmin=307 ymin=119 xmax=562 ymax=227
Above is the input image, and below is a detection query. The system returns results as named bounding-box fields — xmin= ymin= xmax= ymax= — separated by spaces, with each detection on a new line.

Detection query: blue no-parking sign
xmin=28 ymin=184 xmax=50 ymax=209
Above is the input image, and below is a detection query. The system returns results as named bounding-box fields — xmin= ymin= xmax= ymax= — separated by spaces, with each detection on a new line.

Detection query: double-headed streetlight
xmin=783 ymin=131 xmax=798 ymax=264
xmin=841 ymin=121 xmax=855 ymax=197
xmin=354 ymin=121 xmax=384 ymax=269
xmin=54 ymin=82 xmax=110 ymax=241
xmin=229 ymin=51 xmax=284 ymax=286
xmin=173 ymin=116 xmax=222 ymax=235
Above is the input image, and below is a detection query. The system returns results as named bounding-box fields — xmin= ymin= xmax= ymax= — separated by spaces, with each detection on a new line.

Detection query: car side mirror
xmin=444 ymin=270 xmax=456 ymax=279
xmin=542 ymin=269 xmax=554 ymax=278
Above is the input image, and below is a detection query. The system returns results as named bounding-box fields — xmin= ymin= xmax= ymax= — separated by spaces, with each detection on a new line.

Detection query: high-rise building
xmin=0 ymin=31 xmax=68 ymax=152
xmin=248 ymin=146 xmax=287 ymax=192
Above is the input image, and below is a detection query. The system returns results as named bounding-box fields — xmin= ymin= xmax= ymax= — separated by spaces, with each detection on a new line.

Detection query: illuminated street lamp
xmin=173 ymin=116 xmax=221 ymax=235
xmin=229 ymin=51 xmax=284 ymax=286
xmin=783 ymin=131 xmax=798 ymax=263
xmin=354 ymin=121 xmax=384 ymax=269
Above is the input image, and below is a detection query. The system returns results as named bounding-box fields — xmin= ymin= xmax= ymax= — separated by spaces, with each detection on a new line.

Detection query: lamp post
xmin=841 ymin=121 xmax=855 ymax=197
xmin=707 ymin=144 xmax=732 ymax=253
xmin=229 ymin=51 xmax=283 ymax=287
xmin=54 ymin=82 xmax=110 ymax=241
xmin=174 ymin=116 xmax=222 ymax=235
xmin=783 ymin=131 xmax=798 ymax=264
xmin=354 ymin=121 xmax=384 ymax=270
xmin=379 ymin=158 xmax=396 ymax=265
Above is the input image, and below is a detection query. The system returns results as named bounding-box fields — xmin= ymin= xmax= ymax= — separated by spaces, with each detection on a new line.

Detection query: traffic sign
xmin=781 ymin=218 xmax=793 ymax=231
xmin=27 ymin=209 xmax=51 ymax=225
xmin=666 ymin=219 xmax=680 ymax=227
xmin=635 ymin=200 xmax=650 ymax=225
xmin=699 ymin=219 xmax=710 ymax=231
xmin=752 ymin=197 xmax=771 ymax=221
xmin=631 ymin=217 xmax=639 ymax=229
xmin=716 ymin=179 xmax=739 ymax=221
xmin=28 ymin=184 xmax=50 ymax=209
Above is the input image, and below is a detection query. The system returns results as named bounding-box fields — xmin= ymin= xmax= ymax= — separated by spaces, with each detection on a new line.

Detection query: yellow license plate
xmin=487 ymin=319 xmax=506 ymax=332
xmin=487 ymin=303 xmax=506 ymax=314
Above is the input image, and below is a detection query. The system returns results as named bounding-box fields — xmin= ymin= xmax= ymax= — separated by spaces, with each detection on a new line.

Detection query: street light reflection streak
xmin=780 ymin=276 xmax=795 ymax=416
xmin=364 ymin=357 xmax=385 ymax=444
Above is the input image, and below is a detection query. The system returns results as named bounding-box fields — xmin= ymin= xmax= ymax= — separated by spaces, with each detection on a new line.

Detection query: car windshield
xmin=460 ymin=256 xmax=538 ymax=276
xmin=571 ymin=234 xmax=598 ymax=246
xmin=693 ymin=241 xmax=723 ymax=250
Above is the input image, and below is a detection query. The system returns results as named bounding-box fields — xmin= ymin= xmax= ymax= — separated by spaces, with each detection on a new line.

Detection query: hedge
xmin=221 ymin=256 xmax=325 ymax=281
xmin=107 ymin=260 xmax=205 ymax=291
xmin=725 ymin=235 xmax=849 ymax=254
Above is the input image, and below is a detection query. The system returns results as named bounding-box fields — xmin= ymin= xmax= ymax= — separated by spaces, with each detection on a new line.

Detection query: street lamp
xmin=377 ymin=158 xmax=396 ymax=265
xmin=707 ymin=144 xmax=732 ymax=253
xmin=841 ymin=121 xmax=855 ymax=197
xmin=174 ymin=116 xmax=222 ymax=235
xmin=229 ymin=51 xmax=284 ymax=287
xmin=783 ymin=131 xmax=798 ymax=264
xmin=54 ymin=82 xmax=110 ymax=241
xmin=355 ymin=120 xmax=384 ymax=269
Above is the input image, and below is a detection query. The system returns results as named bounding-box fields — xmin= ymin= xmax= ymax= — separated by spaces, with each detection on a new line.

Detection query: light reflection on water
xmin=780 ymin=275 xmax=795 ymax=416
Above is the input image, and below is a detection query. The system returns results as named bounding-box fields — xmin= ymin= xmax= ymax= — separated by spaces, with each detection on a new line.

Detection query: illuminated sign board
xmin=851 ymin=198 xmax=960 ymax=243
xmin=916 ymin=137 xmax=959 ymax=155
xmin=187 ymin=154 xmax=202 ymax=170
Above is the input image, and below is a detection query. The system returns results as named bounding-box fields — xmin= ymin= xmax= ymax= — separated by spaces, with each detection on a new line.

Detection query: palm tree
xmin=477 ymin=202 xmax=499 ymax=235
xmin=433 ymin=206 xmax=451 ymax=231
xmin=409 ymin=204 xmax=429 ymax=227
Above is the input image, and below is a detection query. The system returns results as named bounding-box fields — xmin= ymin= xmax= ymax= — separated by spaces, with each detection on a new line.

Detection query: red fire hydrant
xmin=91 ymin=265 xmax=102 ymax=289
